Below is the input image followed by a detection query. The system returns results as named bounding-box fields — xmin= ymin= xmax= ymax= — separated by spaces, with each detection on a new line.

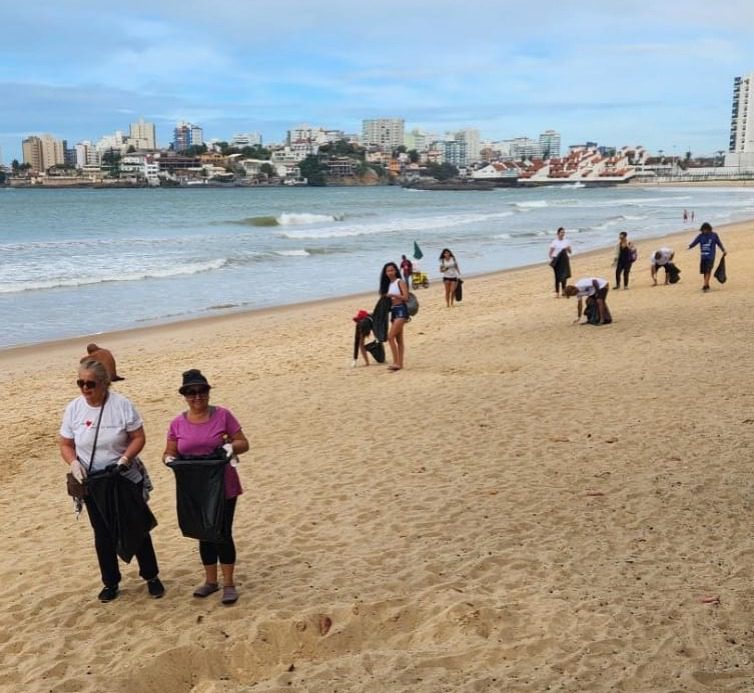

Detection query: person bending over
xmin=564 ymin=277 xmax=610 ymax=325
xmin=651 ymin=248 xmax=674 ymax=285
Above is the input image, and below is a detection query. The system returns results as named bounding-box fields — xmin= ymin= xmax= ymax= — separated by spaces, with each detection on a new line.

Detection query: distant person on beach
xmin=688 ymin=222 xmax=727 ymax=292
xmin=58 ymin=358 xmax=164 ymax=602
xmin=651 ymin=248 xmax=675 ymax=285
xmin=380 ymin=262 xmax=409 ymax=371
xmin=564 ymin=277 xmax=611 ymax=325
xmin=81 ymin=343 xmax=125 ymax=382
xmin=352 ymin=309 xmax=377 ymax=366
xmin=548 ymin=227 xmax=572 ymax=297
xmin=163 ymin=369 xmax=249 ymax=605
xmin=683 ymin=209 xmax=688 ymax=223
xmin=612 ymin=231 xmax=636 ymax=289
xmin=439 ymin=248 xmax=461 ymax=307
xmin=400 ymin=255 xmax=413 ymax=289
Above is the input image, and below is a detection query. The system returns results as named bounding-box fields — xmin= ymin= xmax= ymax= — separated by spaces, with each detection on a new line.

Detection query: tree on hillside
xmin=101 ymin=149 xmax=122 ymax=177
xmin=425 ymin=161 xmax=458 ymax=181
xmin=260 ymin=163 xmax=275 ymax=177
xmin=181 ymin=144 xmax=208 ymax=156
xmin=408 ymin=149 xmax=419 ymax=163
xmin=299 ymin=155 xmax=328 ymax=186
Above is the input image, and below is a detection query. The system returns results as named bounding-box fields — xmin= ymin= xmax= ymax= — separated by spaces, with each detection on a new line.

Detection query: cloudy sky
xmin=2 ymin=0 xmax=754 ymax=162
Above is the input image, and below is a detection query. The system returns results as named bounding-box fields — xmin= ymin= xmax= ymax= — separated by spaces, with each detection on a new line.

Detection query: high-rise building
xmin=129 ymin=118 xmax=157 ymax=150
xmin=725 ymin=72 xmax=754 ymax=168
xmin=455 ymin=129 xmax=481 ymax=163
xmin=361 ymin=118 xmax=405 ymax=151
xmin=173 ymin=121 xmax=203 ymax=151
xmin=22 ymin=134 xmax=65 ymax=172
xmin=404 ymin=128 xmax=432 ymax=152
xmin=75 ymin=141 xmax=99 ymax=168
xmin=442 ymin=140 xmax=468 ymax=167
xmin=539 ymin=130 xmax=561 ymax=159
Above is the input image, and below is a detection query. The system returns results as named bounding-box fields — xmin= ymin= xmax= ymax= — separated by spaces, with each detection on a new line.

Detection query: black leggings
xmin=553 ymin=269 xmax=567 ymax=295
xmin=85 ymin=487 xmax=159 ymax=587
xmin=615 ymin=262 xmax=631 ymax=288
xmin=199 ymin=497 xmax=237 ymax=565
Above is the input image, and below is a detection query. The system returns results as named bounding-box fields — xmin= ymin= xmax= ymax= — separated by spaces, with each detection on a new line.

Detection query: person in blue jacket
xmin=688 ymin=222 xmax=727 ymax=292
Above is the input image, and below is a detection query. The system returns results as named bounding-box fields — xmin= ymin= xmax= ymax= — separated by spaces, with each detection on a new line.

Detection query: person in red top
xmin=400 ymin=255 xmax=413 ymax=289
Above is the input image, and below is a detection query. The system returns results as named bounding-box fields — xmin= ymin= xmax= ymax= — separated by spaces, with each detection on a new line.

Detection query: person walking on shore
xmin=564 ymin=277 xmax=611 ymax=325
xmin=439 ymin=248 xmax=461 ymax=307
xmin=612 ymin=231 xmax=636 ymax=289
xmin=548 ymin=227 xmax=572 ymax=297
xmin=651 ymin=247 xmax=675 ymax=286
xmin=688 ymin=222 xmax=727 ymax=292
xmin=380 ymin=262 xmax=409 ymax=370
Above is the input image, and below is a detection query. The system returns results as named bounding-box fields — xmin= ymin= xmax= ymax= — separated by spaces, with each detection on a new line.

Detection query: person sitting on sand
xmin=688 ymin=222 xmax=727 ymax=292
xmin=650 ymin=248 xmax=675 ymax=286
xmin=81 ymin=343 xmax=125 ymax=382
xmin=564 ymin=277 xmax=611 ymax=325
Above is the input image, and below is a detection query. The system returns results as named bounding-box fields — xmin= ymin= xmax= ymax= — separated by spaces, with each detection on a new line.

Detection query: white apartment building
xmin=455 ymin=129 xmax=481 ymax=163
xmin=129 ymin=118 xmax=157 ymax=150
xmin=404 ymin=128 xmax=432 ymax=152
xmin=230 ymin=132 xmax=262 ymax=147
xmin=539 ymin=130 xmax=561 ymax=159
xmin=727 ymin=72 xmax=754 ymax=168
xmin=96 ymin=131 xmax=127 ymax=154
xmin=75 ymin=141 xmax=99 ymax=168
xmin=362 ymin=118 xmax=404 ymax=151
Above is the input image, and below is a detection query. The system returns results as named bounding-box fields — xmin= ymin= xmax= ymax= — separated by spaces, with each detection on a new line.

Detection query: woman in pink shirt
xmin=163 ymin=369 xmax=249 ymax=604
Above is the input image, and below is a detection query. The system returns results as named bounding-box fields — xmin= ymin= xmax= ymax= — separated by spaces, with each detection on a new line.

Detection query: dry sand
xmin=3 ymin=220 xmax=754 ymax=692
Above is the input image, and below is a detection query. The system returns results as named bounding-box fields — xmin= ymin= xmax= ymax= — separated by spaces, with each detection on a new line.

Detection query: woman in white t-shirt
xmin=58 ymin=359 xmax=164 ymax=603
xmin=439 ymin=248 xmax=461 ymax=307
xmin=548 ymin=227 xmax=572 ymax=297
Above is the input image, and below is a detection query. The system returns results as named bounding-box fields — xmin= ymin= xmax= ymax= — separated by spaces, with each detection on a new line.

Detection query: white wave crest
xmin=513 ymin=200 xmax=548 ymax=209
xmin=274 ymin=249 xmax=310 ymax=257
xmin=494 ymin=233 xmax=512 ymax=239
xmin=277 ymin=212 xmax=342 ymax=225
xmin=279 ymin=210 xmax=515 ymax=239
xmin=0 ymin=258 xmax=228 ymax=294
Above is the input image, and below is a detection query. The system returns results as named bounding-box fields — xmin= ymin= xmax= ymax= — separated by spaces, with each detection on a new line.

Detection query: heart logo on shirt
xmin=85 ymin=420 xmax=93 ymax=428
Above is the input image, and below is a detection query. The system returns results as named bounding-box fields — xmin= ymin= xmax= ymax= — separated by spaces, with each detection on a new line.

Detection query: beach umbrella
xmin=413 ymin=241 xmax=424 ymax=260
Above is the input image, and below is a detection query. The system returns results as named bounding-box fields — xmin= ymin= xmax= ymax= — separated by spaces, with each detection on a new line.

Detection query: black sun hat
xmin=178 ymin=369 xmax=212 ymax=395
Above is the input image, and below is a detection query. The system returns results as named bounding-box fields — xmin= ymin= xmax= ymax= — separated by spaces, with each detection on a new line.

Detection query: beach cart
xmin=411 ymin=270 xmax=430 ymax=289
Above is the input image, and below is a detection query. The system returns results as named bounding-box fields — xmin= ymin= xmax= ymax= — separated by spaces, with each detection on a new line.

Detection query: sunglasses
xmin=183 ymin=387 xmax=209 ymax=397
xmin=76 ymin=379 xmax=98 ymax=389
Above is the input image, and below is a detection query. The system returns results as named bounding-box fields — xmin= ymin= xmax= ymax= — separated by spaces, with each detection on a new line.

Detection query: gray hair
xmin=79 ymin=358 xmax=111 ymax=387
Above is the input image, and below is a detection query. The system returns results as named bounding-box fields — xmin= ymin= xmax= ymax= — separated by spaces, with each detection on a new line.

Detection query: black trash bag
xmin=714 ymin=256 xmax=727 ymax=284
xmin=167 ymin=450 xmax=230 ymax=543
xmin=552 ymin=249 xmax=571 ymax=283
xmin=454 ymin=279 xmax=463 ymax=302
xmin=584 ymin=296 xmax=612 ymax=325
xmin=86 ymin=465 xmax=157 ymax=563
xmin=666 ymin=262 xmax=681 ymax=284
xmin=371 ymin=295 xmax=391 ymax=343
xmin=364 ymin=340 xmax=386 ymax=363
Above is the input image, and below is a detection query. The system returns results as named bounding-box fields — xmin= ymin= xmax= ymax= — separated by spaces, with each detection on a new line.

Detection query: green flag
xmin=413 ymin=241 xmax=424 ymax=260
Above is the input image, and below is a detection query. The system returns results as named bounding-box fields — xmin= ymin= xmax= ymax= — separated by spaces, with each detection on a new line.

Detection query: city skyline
xmin=2 ymin=1 xmax=754 ymax=163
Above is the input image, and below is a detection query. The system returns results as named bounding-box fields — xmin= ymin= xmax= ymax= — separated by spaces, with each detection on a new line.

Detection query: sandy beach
xmin=3 ymin=219 xmax=754 ymax=692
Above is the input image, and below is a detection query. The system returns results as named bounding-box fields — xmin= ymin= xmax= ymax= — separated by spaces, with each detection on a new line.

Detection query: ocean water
xmin=2 ymin=184 xmax=754 ymax=349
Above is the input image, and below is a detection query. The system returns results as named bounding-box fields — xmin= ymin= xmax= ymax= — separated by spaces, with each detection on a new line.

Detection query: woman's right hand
xmin=70 ymin=459 xmax=86 ymax=482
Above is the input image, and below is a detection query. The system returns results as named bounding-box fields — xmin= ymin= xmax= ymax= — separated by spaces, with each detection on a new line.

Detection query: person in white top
xmin=439 ymin=248 xmax=461 ymax=307
xmin=58 ymin=359 xmax=164 ymax=602
xmin=548 ymin=227 xmax=572 ymax=297
xmin=564 ymin=277 xmax=610 ymax=324
xmin=651 ymin=247 xmax=675 ymax=285
xmin=379 ymin=262 xmax=409 ymax=371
